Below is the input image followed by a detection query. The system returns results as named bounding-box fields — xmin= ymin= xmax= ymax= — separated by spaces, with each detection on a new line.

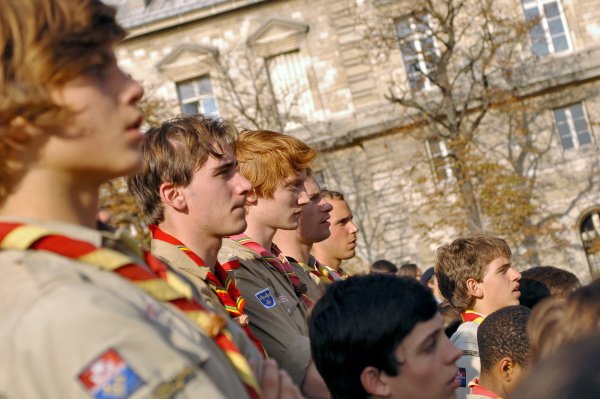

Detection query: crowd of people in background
xmin=0 ymin=0 xmax=598 ymax=398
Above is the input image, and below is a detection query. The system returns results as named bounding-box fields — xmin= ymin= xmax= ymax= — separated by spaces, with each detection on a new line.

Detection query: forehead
xmin=304 ymin=175 xmax=321 ymax=195
xmin=397 ymin=313 xmax=443 ymax=354
xmin=485 ymin=256 xmax=510 ymax=273
xmin=329 ymin=199 xmax=350 ymax=214
xmin=282 ymin=169 xmax=307 ymax=184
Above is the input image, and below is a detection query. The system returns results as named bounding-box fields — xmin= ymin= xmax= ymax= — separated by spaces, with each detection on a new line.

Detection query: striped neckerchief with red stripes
xmin=149 ymin=224 xmax=266 ymax=357
xmin=0 ymin=222 xmax=260 ymax=399
xmin=228 ymin=234 xmax=314 ymax=308
xmin=461 ymin=310 xmax=486 ymax=324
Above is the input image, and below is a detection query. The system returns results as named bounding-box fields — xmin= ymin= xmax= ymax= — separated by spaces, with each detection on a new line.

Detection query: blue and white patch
xmin=255 ymin=288 xmax=277 ymax=309
xmin=458 ymin=367 xmax=467 ymax=387
xmin=79 ymin=348 xmax=145 ymax=399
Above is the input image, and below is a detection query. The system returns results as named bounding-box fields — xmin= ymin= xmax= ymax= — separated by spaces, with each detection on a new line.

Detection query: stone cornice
xmin=121 ymin=0 xmax=272 ymax=40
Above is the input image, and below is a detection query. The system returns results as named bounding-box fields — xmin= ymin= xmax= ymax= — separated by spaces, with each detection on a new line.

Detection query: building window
xmin=522 ymin=0 xmax=571 ymax=57
xmin=426 ymin=138 xmax=454 ymax=181
xmin=176 ymin=75 xmax=218 ymax=116
xmin=266 ymin=51 xmax=314 ymax=127
xmin=553 ymin=103 xmax=592 ymax=151
xmin=580 ymin=210 xmax=600 ymax=276
xmin=395 ymin=14 xmax=439 ymax=91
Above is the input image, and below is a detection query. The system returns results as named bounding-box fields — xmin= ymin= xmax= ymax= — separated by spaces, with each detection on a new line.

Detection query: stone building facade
xmin=109 ymin=0 xmax=600 ymax=280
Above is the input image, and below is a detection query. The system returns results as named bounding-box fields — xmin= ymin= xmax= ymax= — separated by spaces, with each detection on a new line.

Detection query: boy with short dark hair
xmin=273 ymin=169 xmax=334 ymax=301
xmin=311 ymin=189 xmax=358 ymax=279
xmin=518 ymin=265 xmax=580 ymax=308
xmin=370 ymin=259 xmax=399 ymax=274
xmin=309 ymin=274 xmax=462 ymax=399
xmin=436 ymin=234 xmax=521 ymax=399
xmin=468 ymin=305 xmax=530 ymax=399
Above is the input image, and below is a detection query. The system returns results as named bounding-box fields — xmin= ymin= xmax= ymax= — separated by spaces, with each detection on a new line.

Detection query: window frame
xmin=425 ymin=137 xmax=455 ymax=182
xmin=579 ymin=209 xmax=600 ymax=276
xmin=175 ymin=75 xmax=218 ymax=116
xmin=265 ymin=50 xmax=315 ymax=129
xmin=395 ymin=13 xmax=440 ymax=91
xmin=522 ymin=0 xmax=572 ymax=57
xmin=552 ymin=102 xmax=593 ymax=151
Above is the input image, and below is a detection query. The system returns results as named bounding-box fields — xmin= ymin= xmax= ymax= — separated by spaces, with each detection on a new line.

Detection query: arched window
xmin=579 ymin=210 xmax=600 ymax=275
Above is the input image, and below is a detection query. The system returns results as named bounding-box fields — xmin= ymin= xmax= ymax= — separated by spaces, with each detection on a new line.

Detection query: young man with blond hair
xmin=218 ymin=130 xmax=330 ymax=398
xmin=435 ymin=234 xmax=522 ymax=399
xmin=311 ymin=190 xmax=359 ymax=279
xmin=0 ymin=1 xmax=299 ymax=398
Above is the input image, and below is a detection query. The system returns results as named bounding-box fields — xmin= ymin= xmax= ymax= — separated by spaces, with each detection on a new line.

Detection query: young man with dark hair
xmin=468 ymin=305 xmax=530 ymax=399
xmin=0 ymin=1 xmax=299 ymax=397
xmin=273 ymin=170 xmax=333 ymax=300
xmin=435 ymin=234 xmax=521 ymax=399
xmin=309 ymin=274 xmax=462 ymax=399
xmin=218 ymin=130 xmax=330 ymax=398
xmin=311 ymin=189 xmax=358 ymax=279
xmin=518 ymin=265 xmax=580 ymax=308
xmin=370 ymin=259 xmax=399 ymax=274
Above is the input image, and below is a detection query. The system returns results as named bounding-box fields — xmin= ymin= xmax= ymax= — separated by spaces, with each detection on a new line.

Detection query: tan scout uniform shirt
xmin=288 ymin=260 xmax=326 ymax=302
xmin=0 ymin=218 xmax=252 ymax=399
xmin=150 ymin=238 xmax=263 ymax=365
xmin=218 ymin=238 xmax=311 ymax=386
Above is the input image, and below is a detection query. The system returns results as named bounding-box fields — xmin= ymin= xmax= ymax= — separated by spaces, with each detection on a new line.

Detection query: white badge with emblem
xmin=255 ymin=288 xmax=277 ymax=309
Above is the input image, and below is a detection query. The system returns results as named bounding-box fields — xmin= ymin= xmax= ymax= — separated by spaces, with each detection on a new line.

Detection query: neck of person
xmin=272 ymin=228 xmax=312 ymax=264
xmin=470 ymin=300 xmax=495 ymax=317
xmin=243 ymin=219 xmax=277 ymax=252
xmin=157 ymin=219 xmax=221 ymax=269
xmin=478 ymin=370 xmax=505 ymax=398
xmin=311 ymin=247 xmax=341 ymax=270
xmin=0 ymin=168 xmax=101 ymax=228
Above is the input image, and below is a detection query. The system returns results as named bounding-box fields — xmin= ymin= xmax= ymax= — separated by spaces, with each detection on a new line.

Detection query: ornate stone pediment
xmin=156 ymin=43 xmax=218 ymax=80
xmin=247 ymin=18 xmax=309 ymax=57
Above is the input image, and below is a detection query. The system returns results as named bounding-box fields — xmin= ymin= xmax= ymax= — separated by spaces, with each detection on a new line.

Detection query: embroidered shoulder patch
xmin=255 ymin=288 xmax=277 ymax=309
xmin=458 ymin=367 xmax=467 ymax=387
xmin=79 ymin=348 xmax=145 ymax=399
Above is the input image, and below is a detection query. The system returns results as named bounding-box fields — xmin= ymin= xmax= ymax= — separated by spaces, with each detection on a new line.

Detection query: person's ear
xmin=499 ymin=357 xmax=515 ymax=382
xmin=246 ymin=188 xmax=258 ymax=206
xmin=360 ymin=367 xmax=391 ymax=397
xmin=466 ymin=278 xmax=483 ymax=298
xmin=159 ymin=182 xmax=186 ymax=211
xmin=7 ymin=116 xmax=44 ymax=150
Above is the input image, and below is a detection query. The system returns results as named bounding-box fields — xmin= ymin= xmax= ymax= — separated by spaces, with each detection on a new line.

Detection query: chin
xmin=227 ymin=221 xmax=248 ymax=236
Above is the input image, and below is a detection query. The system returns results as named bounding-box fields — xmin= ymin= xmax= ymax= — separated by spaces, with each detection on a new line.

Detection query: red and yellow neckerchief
xmin=149 ymin=224 xmax=265 ymax=357
xmin=0 ymin=222 xmax=260 ymax=399
xmin=461 ymin=310 xmax=486 ymax=324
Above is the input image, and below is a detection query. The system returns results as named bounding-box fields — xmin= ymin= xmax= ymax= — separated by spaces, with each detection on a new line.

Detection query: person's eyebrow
xmin=496 ymin=262 xmax=511 ymax=274
xmin=213 ymin=160 xmax=237 ymax=175
xmin=417 ymin=328 xmax=442 ymax=351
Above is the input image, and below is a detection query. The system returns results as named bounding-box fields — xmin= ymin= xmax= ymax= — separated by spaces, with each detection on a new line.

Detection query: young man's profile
xmin=0 ymin=1 xmax=300 ymax=398
xmin=309 ymin=274 xmax=462 ymax=399
xmin=435 ymin=235 xmax=521 ymax=399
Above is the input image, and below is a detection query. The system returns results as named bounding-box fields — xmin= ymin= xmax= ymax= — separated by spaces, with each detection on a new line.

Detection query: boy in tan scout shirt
xmin=218 ymin=130 xmax=331 ymax=399
xmin=310 ymin=190 xmax=359 ymax=280
xmin=435 ymin=235 xmax=522 ymax=399
xmin=128 ymin=114 xmax=265 ymax=355
xmin=0 ymin=1 xmax=300 ymax=398
xmin=273 ymin=170 xmax=334 ymax=301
